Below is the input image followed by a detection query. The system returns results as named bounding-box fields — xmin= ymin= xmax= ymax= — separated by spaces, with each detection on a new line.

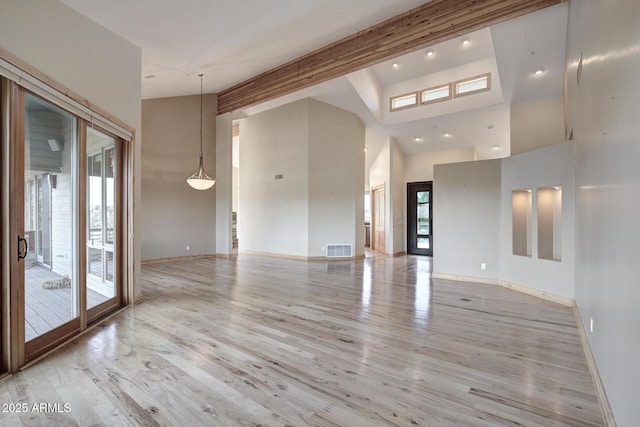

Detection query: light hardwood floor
xmin=0 ymin=254 xmax=603 ymax=426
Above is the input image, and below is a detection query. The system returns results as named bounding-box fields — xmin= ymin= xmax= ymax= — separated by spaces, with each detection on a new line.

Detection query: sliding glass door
xmin=8 ymin=85 xmax=124 ymax=364
xmin=86 ymin=127 xmax=121 ymax=321
xmin=22 ymin=93 xmax=80 ymax=356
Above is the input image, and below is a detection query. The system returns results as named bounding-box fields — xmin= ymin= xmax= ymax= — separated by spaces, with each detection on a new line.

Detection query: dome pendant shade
xmin=186 ymin=73 xmax=215 ymax=190
xmin=187 ymin=153 xmax=215 ymax=190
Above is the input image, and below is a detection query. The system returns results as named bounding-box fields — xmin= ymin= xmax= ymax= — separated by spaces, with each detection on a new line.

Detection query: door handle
xmin=17 ymin=235 xmax=28 ymax=261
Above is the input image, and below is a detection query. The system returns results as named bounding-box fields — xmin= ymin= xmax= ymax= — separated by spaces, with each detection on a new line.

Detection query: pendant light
xmin=187 ymin=73 xmax=215 ymax=190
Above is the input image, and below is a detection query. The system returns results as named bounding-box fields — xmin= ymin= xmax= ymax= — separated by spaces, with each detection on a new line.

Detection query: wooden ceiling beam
xmin=217 ymin=0 xmax=561 ymax=115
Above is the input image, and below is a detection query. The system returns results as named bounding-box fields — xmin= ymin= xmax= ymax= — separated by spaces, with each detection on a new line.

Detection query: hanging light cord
xmin=186 ymin=73 xmax=215 ymax=190
xmin=199 ymin=73 xmax=204 ymax=160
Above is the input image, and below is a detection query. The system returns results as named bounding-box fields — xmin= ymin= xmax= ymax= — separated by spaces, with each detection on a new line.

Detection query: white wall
xmin=566 ymin=0 xmax=640 ymax=425
xmin=308 ymin=99 xmax=364 ymax=258
xmin=510 ymin=97 xmax=565 ymax=155
xmin=240 ymin=98 xmax=364 ymax=258
xmin=0 ymin=0 xmax=142 ymax=299
xmin=369 ymin=140 xmax=392 ymax=254
xmin=141 ymin=95 xmax=217 ymax=260
xmin=369 ymin=138 xmax=410 ymax=255
xmin=369 ymin=140 xmax=390 ymax=190
xmin=215 ymin=113 xmax=233 ymax=256
xmin=500 ymin=142 xmax=575 ymax=299
xmin=364 ymin=127 xmax=389 ymax=192
xmin=240 ymin=100 xmax=309 ymax=257
xmin=433 ymin=159 xmax=502 ymax=281
xmin=390 ymin=139 xmax=405 ymax=254
xmin=404 ymin=147 xmax=476 ymax=183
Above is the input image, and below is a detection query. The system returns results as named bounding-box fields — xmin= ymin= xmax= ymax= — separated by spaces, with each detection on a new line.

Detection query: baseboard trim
xmin=308 ymin=255 xmax=365 ymax=262
xmin=215 ymin=253 xmax=238 ymax=260
xmin=431 ymin=273 xmax=573 ymax=306
xmin=572 ymin=304 xmax=617 ymax=427
xmin=141 ymin=254 xmax=215 ymax=265
xmin=432 ymin=272 xmax=500 ymax=287
xmin=499 ymin=280 xmax=573 ymax=307
xmin=242 ymin=250 xmax=364 ymax=262
xmin=434 ymin=272 xmax=613 ymax=424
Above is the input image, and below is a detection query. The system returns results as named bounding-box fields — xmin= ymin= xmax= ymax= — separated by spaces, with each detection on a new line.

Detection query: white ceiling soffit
xmin=386 ymin=104 xmax=511 ymax=158
xmin=59 ymin=0 xmax=428 ymax=99
xmin=58 ymin=0 xmax=568 ymax=160
xmin=491 ymin=2 xmax=568 ymax=105
xmin=239 ymin=4 xmax=567 ymax=160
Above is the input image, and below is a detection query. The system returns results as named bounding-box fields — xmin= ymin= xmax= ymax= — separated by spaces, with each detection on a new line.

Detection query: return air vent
xmin=326 ymin=244 xmax=352 ymax=258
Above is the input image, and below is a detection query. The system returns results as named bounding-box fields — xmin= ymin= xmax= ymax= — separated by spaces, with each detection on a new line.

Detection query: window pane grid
xmin=454 ymin=73 xmax=491 ymax=97
xmin=389 ymin=73 xmax=491 ymax=111
xmin=390 ymin=93 xmax=418 ymax=110
xmin=421 ymin=84 xmax=451 ymax=104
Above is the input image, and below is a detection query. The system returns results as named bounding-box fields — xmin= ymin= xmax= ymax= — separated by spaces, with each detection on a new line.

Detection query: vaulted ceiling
xmin=58 ymin=0 xmax=568 ymax=162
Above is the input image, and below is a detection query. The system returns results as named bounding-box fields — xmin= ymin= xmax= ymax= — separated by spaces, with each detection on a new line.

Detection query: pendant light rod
xmin=199 ymin=73 xmax=203 ymax=159
xmin=187 ymin=73 xmax=215 ymax=190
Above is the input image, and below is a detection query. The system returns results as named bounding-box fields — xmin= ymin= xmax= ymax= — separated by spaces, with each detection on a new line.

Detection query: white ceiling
xmin=58 ymin=0 xmax=568 ymax=163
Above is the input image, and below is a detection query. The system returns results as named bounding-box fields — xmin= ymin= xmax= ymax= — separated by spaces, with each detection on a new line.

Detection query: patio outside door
xmin=8 ymin=85 xmax=124 ymax=367
xmin=21 ymin=92 xmax=81 ymax=358
xmin=86 ymin=127 xmax=119 ymax=315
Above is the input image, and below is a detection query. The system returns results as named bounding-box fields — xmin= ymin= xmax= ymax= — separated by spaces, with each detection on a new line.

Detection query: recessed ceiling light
xmin=414 ymin=137 xmax=423 ymax=142
xmin=392 ymin=62 xmax=400 ymax=69
xmin=144 ymin=74 xmax=156 ymax=79
xmin=364 ymin=147 xmax=368 ymax=152
xmin=535 ymin=69 xmax=545 ymax=75
xmin=492 ymin=145 xmax=500 ymax=150
xmin=461 ymin=39 xmax=470 ymax=46
xmin=426 ymin=50 xmax=434 ymax=57
xmin=442 ymin=133 xmax=452 ymax=138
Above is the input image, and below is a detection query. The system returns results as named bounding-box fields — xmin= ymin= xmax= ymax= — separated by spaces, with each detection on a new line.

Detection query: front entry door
xmin=407 ymin=181 xmax=433 ymax=256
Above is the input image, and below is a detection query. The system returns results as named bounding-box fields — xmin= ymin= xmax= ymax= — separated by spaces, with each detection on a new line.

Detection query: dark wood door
xmin=407 ymin=181 xmax=432 ymax=256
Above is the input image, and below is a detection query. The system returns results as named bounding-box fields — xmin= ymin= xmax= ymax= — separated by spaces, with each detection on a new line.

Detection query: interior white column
xmin=215 ymin=113 xmax=233 ymax=257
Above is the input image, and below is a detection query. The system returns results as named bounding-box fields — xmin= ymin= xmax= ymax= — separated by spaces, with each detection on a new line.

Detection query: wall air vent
xmin=326 ymin=244 xmax=352 ymax=258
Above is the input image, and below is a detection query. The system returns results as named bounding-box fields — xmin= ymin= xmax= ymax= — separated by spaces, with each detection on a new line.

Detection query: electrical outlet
xmin=590 ymin=317 xmax=594 ymax=333
xmin=480 ymin=263 xmax=486 ymax=270
xmin=186 ymin=245 xmax=190 ymax=251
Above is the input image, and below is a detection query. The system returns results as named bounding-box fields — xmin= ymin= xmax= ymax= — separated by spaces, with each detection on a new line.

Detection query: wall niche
xmin=537 ymin=186 xmax=562 ymax=261
xmin=512 ymin=189 xmax=532 ymax=257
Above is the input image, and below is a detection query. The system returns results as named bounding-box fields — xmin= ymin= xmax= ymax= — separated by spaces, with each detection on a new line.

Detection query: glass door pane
xmin=417 ymin=191 xmax=430 ymax=249
xmin=86 ymin=127 xmax=117 ymax=310
xmin=24 ymin=93 xmax=79 ymax=342
xmin=407 ymin=182 xmax=432 ymax=256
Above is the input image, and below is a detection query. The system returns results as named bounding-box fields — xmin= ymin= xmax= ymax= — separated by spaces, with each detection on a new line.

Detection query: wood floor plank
xmin=0 ymin=253 xmax=604 ymax=426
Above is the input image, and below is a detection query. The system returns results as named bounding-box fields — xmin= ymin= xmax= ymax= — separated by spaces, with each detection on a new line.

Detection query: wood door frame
xmin=7 ymin=80 xmax=24 ymax=370
xmin=17 ymin=87 xmax=83 ymax=363
xmin=0 ymin=55 xmax=135 ymax=372
xmin=407 ymin=181 xmax=433 ymax=256
xmin=371 ymin=184 xmax=385 ymax=253
xmin=3 ymin=86 xmax=129 ymax=368
xmin=86 ymin=125 xmax=124 ymax=325
xmin=0 ymin=78 xmax=6 ymax=375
